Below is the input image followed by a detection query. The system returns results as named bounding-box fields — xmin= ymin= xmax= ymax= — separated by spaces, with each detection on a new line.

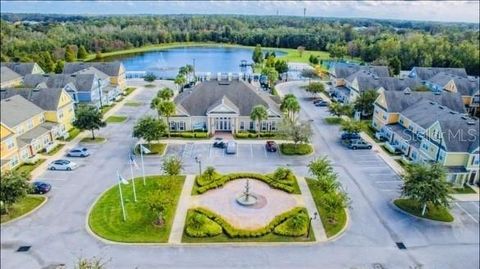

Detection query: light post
xmin=307 ymin=212 xmax=318 ymax=238
xmin=194 ymin=154 xmax=202 ymax=175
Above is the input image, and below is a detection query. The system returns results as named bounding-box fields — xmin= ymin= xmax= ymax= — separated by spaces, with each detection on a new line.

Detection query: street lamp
xmin=194 ymin=154 xmax=202 ymax=175
xmin=307 ymin=212 xmax=318 ymax=238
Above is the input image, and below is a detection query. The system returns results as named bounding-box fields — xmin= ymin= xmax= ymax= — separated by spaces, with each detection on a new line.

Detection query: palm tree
xmin=157 ymin=101 xmax=176 ymax=137
xmin=308 ymin=156 xmax=334 ymax=179
xmin=400 ymin=163 xmax=452 ymax=216
xmin=158 ymin=87 xmax=174 ymax=101
xmin=280 ymin=94 xmax=300 ymax=121
xmin=174 ymin=75 xmax=186 ymax=92
xmin=354 ymin=89 xmax=378 ymax=118
xmin=250 ymin=105 xmax=268 ymax=137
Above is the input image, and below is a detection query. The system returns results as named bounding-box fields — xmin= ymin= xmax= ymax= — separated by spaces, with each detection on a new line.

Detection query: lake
xmin=103 ymin=46 xmax=285 ymax=79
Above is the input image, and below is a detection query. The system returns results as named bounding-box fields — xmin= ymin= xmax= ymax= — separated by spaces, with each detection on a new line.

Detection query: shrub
xmin=185 ymin=211 xmax=223 ymax=237
xmin=280 ymin=143 xmax=313 ymax=155
xmin=273 ymin=211 xmax=309 ymax=237
xmin=260 ymin=133 xmax=275 ymax=138
xmin=181 ymin=133 xmax=195 ymax=138
xmin=248 ymin=133 xmax=256 ymax=138
xmin=194 ymin=132 xmax=208 ymax=138
xmin=235 ymin=132 xmax=250 ymax=139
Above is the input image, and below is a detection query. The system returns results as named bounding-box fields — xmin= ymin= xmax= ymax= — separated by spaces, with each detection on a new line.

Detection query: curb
xmin=389 ymin=199 xmax=455 ymax=225
xmin=323 ymin=208 xmax=350 ymax=242
xmin=1 ymin=196 xmax=48 ymax=226
xmin=79 ymin=138 xmax=108 ymax=145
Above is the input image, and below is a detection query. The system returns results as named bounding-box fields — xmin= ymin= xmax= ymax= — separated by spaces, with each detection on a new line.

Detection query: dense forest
xmin=1 ymin=14 xmax=479 ymax=75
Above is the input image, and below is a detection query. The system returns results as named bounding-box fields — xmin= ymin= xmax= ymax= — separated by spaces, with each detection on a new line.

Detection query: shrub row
xmin=235 ymin=132 xmax=276 ymax=139
xmin=280 ymin=143 xmax=313 ymax=155
xmin=196 ymin=172 xmax=294 ymax=194
xmin=167 ymin=132 xmax=209 ymax=138
xmin=191 ymin=207 xmax=306 ymax=238
xmin=195 ymin=172 xmax=222 ymax=187
xmin=273 ymin=212 xmax=309 ymax=237
xmin=185 ymin=211 xmax=223 ymax=237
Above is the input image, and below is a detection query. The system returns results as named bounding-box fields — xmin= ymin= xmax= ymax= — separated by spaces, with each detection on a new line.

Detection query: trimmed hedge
xmin=185 ymin=211 xmax=223 ymax=237
xmin=273 ymin=212 xmax=309 ymax=237
xmin=191 ymin=207 xmax=306 ymax=238
xmin=235 ymin=132 xmax=276 ymax=139
xmin=196 ymin=172 xmax=222 ymax=187
xmin=195 ymin=172 xmax=295 ymax=194
xmin=169 ymin=132 xmax=210 ymax=139
xmin=280 ymin=143 xmax=313 ymax=155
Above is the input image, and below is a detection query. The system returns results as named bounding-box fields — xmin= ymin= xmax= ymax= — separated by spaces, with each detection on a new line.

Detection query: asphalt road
xmin=1 ymin=80 xmax=478 ymax=269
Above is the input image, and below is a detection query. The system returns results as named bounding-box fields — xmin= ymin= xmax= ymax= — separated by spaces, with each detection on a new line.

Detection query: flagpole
xmin=129 ymin=158 xmax=138 ymax=202
xmin=140 ymin=144 xmax=146 ymax=186
xmin=117 ymin=171 xmax=127 ymax=221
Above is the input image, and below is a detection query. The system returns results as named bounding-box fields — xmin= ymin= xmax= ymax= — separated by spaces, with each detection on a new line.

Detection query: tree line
xmin=1 ymin=15 xmax=478 ymax=75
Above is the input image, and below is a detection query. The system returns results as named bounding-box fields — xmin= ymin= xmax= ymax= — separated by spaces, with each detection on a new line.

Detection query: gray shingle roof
xmin=382 ymin=91 xmax=465 ymax=113
xmin=63 ymin=62 xmax=124 ymax=76
xmin=174 ymin=80 xmax=280 ymax=116
xmin=0 ymin=95 xmax=44 ymax=127
xmin=1 ymin=66 xmax=22 ymax=84
xmin=1 ymin=62 xmax=43 ymax=76
xmin=0 ymin=87 xmax=67 ymax=111
xmin=429 ymin=72 xmax=479 ymax=96
xmin=331 ymin=63 xmax=390 ymax=79
xmin=23 ymin=74 xmax=98 ymax=92
xmin=409 ymin=67 xmax=468 ymax=80
xmin=16 ymin=122 xmax=57 ymax=148
xmin=73 ymin=66 xmax=109 ymax=80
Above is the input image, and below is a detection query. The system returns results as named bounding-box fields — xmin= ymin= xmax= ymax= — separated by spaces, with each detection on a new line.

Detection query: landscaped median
xmin=1 ymin=195 xmax=47 ymax=224
xmin=88 ymin=175 xmax=185 ymax=243
xmin=393 ymin=199 xmax=454 ymax=223
xmin=106 ymin=115 xmax=128 ymax=123
xmin=279 ymin=143 xmax=313 ymax=156
xmin=133 ymin=143 xmax=167 ymax=155
xmin=80 ymin=137 xmax=106 ymax=143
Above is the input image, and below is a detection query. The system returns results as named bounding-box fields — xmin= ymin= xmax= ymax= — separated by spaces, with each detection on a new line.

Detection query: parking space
xmin=453 ymin=201 xmax=480 ymax=225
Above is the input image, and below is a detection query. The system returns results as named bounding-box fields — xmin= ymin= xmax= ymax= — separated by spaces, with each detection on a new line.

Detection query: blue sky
xmin=1 ymin=1 xmax=479 ymax=23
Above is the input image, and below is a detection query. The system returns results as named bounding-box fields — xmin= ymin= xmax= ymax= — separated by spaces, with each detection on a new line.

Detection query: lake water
xmin=104 ymin=46 xmax=285 ymax=79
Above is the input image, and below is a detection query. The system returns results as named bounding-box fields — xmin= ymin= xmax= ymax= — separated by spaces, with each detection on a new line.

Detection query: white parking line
xmin=375 ymin=180 xmax=402 ymax=183
xmin=250 ymin=144 xmax=253 ymax=159
xmin=378 ymin=189 xmax=398 ymax=192
xmin=263 ymin=145 xmax=268 ymax=158
xmin=455 ymin=203 xmax=479 ymax=224
xmin=208 ymin=145 xmax=212 ymax=158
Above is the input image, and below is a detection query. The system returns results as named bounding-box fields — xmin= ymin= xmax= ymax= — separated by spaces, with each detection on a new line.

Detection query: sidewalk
xmin=296 ymin=176 xmax=328 ymax=242
xmin=31 ymin=86 xmax=144 ymax=179
xmin=168 ymin=174 xmax=195 ymax=243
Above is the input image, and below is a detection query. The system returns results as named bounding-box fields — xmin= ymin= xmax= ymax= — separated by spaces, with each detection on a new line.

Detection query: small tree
xmin=263 ymin=67 xmax=278 ymax=90
xmin=65 ymin=45 xmax=77 ymax=62
xmin=274 ymin=59 xmax=288 ymax=74
xmin=202 ymin=166 xmax=217 ymax=183
xmin=388 ymin=56 xmax=401 ymax=76
xmin=297 ymin=46 xmax=305 ymax=57
xmin=329 ymin=103 xmax=353 ymax=117
xmin=158 ymin=87 xmax=174 ymax=100
xmin=313 ymin=173 xmax=341 ymax=194
xmin=144 ymin=72 xmax=157 ymax=82
xmin=132 ymin=116 xmax=167 ymax=146
xmin=305 ymin=82 xmax=325 ymax=98
xmin=400 ymin=163 xmax=452 ymax=216
xmin=95 ymin=51 xmax=103 ymax=60
xmin=156 ymin=101 xmax=176 ymax=137
xmin=161 ymin=156 xmax=183 ymax=176
xmin=145 ymin=190 xmax=172 ymax=226
xmin=278 ymin=119 xmax=313 ymax=146
xmin=308 ymin=156 xmax=334 ymax=179
xmin=340 ymin=120 xmax=366 ymax=134
xmin=273 ymin=167 xmax=292 ymax=182
xmin=72 ymin=104 xmax=106 ymax=139
xmin=280 ymin=94 xmax=300 ymax=121
xmin=252 ymin=44 xmax=263 ymax=63
xmin=75 ymin=256 xmax=108 ymax=269
xmin=77 ymin=45 xmax=88 ymax=59
xmin=320 ymin=191 xmax=350 ymax=223
xmin=0 ymin=171 xmax=31 ymax=214
xmin=54 ymin=60 xmax=64 ymax=74
xmin=250 ymin=105 xmax=269 ymax=137
xmin=353 ymin=89 xmax=379 ymax=117
xmin=174 ymin=74 xmax=186 ymax=91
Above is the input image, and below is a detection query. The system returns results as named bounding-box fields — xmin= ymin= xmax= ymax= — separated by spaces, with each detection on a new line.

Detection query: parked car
xmin=313 ymin=98 xmax=324 ymax=104
xmin=265 ymin=141 xmax=278 ymax=152
xmin=340 ymin=132 xmax=361 ymax=140
xmin=31 ymin=181 xmax=51 ymax=194
xmin=225 ymin=141 xmax=237 ymax=154
xmin=347 ymin=139 xmax=372 ymax=150
xmin=213 ymin=137 xmax=226 ymax=148
xmin=67 ymin=147 xmax=90 ymax=157
xmin=375 ymin=132 xmax=389 ymax=142
xmin=48 ymin=160 xmax=77 ymax=171
xmin=314 ymin=100 xmax=329 ymax=107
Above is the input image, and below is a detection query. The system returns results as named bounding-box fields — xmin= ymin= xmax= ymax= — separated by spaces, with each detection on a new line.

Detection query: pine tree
xmin=77 ymin=45 xmax=88 ymax=59
xmin=65 ymin=46 xmax=76 ymax=62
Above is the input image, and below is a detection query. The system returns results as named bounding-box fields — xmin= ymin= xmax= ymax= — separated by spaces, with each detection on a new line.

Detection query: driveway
xmin=1 ymin=80 xmax=478 ymax=269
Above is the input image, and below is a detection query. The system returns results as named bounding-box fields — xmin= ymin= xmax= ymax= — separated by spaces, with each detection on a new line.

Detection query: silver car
xmin=67 ymin=147 xmax=90 ymax=157
xmin=48 ymin=159 xmax=78 ymax=171
xmin=225 ymin=141 xmax=237 ymax=154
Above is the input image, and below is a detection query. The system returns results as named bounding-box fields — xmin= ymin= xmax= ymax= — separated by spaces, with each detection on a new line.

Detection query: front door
xmin=215 ymin=117 xmax=231 ymax=131
xmin=469 ymin=171 xmax=477 ymax=185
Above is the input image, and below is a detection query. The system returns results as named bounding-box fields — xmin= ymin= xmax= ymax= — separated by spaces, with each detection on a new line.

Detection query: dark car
xmin=213 ymin=137 xmax=226 ymax=148
xmin=313 ymin=98 xmax=324 ymax=104
xmin=265 ymin=141 xmax=278 ymax=152
xmin=340 ymin=132 xmax=361 ymax=140
xmin=347 ymin=139 xmax=372 ymax=150
xmin=31 ymin=181 xmax=51 ymax=194
xmin=314 ymin=100 xmax=329 ymax=107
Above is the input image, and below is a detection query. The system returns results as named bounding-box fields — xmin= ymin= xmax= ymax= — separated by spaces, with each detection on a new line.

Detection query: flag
xmin=140 ymin=144 xmax=151 ymax=154
xmin=118 ymin=172 xmax=129 ymax=185
xmin=129 ymin=153 xmax=139 ymax=169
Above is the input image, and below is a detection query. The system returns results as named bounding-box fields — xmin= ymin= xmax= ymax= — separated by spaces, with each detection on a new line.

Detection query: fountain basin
xmin=236 ymin=193 xmax=258 ymax=206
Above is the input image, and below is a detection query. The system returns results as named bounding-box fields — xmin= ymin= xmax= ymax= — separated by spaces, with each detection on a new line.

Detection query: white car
xmin=225 ymin=141 xmax=237 ymax=154
xmin=48 ymin=159 xmax=77 ymax=171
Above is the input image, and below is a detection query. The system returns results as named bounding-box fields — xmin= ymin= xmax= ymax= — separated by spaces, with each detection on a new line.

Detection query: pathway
xmin=296 ymin=176 xmax=328 ymax=242
xmin=168 ymin=174 xmax=196 ymax=243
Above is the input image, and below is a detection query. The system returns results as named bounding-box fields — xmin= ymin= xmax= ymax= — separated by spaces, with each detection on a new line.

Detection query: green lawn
xmin=14 ymin=159 xmax=46 ymax=176
xmin=80 ymin=137 xmax=106 ymax=143
xmin=63 ymin=128 xmax=81 ymax=142
xmin=324 ymin=117 xmax=344 ymax=125
xmin=450 ymin=185 xmax=477 ymax=194
xmin=1 ymin=195 xmax=46 ymax=223
xmin=100 ymin=105 xmax=114 ymax=115
xmin=125 ymin=101 xmax=143 ymax=107
xmin=144 ymin=84 xmax=156 ymax=88
xmin=280 ymin=143 xmax=313 ymax=155
xmin=394 ymin=199 xmax=454 ymax=222
xmin=134 ymin=143 xmax=166 ymax=155
xmin=43 ymin=143 xmax=65 ymax=156
xmin=106 ymin=115 xmax=128 ymax=123
xmin=88 ymin=175 xmax=185 ymax=243
xmin=306 ymin=178 xmax=348 ymax=238
xmin=124 ymin=87 xmax=136 ymax=95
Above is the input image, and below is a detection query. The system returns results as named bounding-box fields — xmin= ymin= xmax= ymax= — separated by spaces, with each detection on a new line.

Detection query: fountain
xmin=235 ymin=179 xmax=258 ymax=206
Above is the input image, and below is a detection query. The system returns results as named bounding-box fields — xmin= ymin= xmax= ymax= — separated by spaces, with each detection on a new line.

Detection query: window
xmin=21 ymin=149 xmax=29 ymax=159
xmin=271 ymin=121 xmax=276 ymax=131
xmin=27 ymin=120 xmax=34 ymax=129
xmin=383 ymin=115 xmax=387 ymax=120
xmin=422 ymin=143 xmax=428 ymax=150
xmin=240 ymin=121 xmax=245 ymax=130
xmin=261 ymin=121 xmax=267 ymax=131
xmin=58 ymin=110 xmax=64 ymax=119
xmin=10 ymin=156 xmax=19 ymax=167
xmin=6 ymin=138 xmax=15 ymax=150
xmin=179 ymin=121 xmax=185 ymax=131
xmin=399 ymin=118 xmax=404 ymax=125
xmin=250 ymin=121 xmax=254 ymax=130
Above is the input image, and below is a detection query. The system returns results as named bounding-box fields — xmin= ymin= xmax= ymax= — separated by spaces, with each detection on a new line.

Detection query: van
xmin=225 ymin=141 xmax=237 ymax=154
